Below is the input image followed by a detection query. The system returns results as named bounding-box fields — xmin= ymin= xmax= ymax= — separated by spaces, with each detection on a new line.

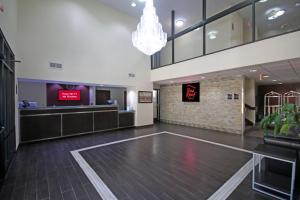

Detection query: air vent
xmin=128 ymin=73 xmax=136 ymax=78
xmin=50 ymin=62 xmax=63 ymax=69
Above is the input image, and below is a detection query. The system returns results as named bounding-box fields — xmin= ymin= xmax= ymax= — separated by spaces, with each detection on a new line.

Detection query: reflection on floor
xmin=0 ymin=122 xmax=294 ymax=200
xmin=245 ymin=124 xmax=264 ymax=139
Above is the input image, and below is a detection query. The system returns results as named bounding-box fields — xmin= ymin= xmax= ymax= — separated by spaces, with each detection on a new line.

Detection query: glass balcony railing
xmin=151 ymin=0 xmax=300 ymax=69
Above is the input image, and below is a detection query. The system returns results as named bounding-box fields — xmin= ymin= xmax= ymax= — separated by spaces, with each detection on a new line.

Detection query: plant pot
xmin=264 ymin=134 xmax=300 ymax=150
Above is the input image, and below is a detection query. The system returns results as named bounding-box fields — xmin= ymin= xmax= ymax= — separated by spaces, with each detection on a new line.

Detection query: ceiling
xmin=98 ymin=0 xmax=300 ymax=37
xmin=155 ymin=58 xmax=300 ymax=85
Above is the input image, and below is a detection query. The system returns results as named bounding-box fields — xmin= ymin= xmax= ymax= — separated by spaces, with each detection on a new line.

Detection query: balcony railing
xmin=151 ymin=0 xmax=300 ymax=69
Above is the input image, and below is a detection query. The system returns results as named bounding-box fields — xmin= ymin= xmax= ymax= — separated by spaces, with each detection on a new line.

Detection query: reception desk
xmin=20 ymin=106 xmax=135 ymax=143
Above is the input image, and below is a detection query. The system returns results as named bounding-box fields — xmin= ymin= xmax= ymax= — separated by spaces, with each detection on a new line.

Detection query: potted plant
xmin=260 ymin=104 xmax=300 ymax=143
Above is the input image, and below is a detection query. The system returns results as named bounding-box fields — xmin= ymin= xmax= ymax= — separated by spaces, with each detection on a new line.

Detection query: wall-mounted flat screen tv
xmin=182 ymin=82 xmax=200 ymax=102
xmin=58 ymin=90 xmax=81 ymax=101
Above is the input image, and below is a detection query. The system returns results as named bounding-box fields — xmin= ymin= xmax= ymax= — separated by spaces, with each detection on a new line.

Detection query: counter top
xmin=118 ymin=110 xmax=135 ymax=114
xmin=19 ymin=105 xmax=117 ymax=111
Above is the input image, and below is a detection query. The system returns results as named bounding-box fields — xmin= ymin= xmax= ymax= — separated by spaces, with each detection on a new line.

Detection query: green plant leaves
xmin=260 ymin=103 xmax=300 ymax=137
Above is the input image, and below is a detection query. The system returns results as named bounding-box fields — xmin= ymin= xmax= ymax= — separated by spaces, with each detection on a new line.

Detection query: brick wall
xmin=160 ymin=77 xmax=244 ymax=134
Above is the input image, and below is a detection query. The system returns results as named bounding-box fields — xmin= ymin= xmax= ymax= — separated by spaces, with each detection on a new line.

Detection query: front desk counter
xmin=20 ymin=106 xmax=135 ymax=143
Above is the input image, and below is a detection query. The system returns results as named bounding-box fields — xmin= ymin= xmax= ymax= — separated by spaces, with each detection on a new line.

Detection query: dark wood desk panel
xmin=20 ymin=106 xmax=135 ymax=143
xmin=119 ymin=112 xmax=134 ymax=128
xmin=94 ymin=111 xmax=118 ymax=131
xmin=62 ymin=113 xmax=93 ymax=136
xmin=21 ymin=115 xmax=61 ymax=142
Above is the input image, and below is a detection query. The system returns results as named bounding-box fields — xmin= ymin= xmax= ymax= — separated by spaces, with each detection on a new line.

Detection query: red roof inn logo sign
xmin=186 ymin=85 xmax=197 ymax=100
xmin=58 ymin=90 xmax=81 ymax=101
xmin=182 ymin=83 xmax=200 ymax=102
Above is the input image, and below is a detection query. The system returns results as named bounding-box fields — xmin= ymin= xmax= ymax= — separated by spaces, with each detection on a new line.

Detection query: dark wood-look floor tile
xmin=0 ymin=122 xmax=294 ymax=200
xmin=11 ymin=186 xmax=25 ymax=200
xmin=62 ymin=190 xmax=76 ymax=200
xmin=81 ymin=133 xmax=251 ymax=200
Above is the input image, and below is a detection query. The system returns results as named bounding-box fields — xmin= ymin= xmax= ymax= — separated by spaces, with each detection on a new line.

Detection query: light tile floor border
xmin=71 ymin=131 xmax=255 ymax=200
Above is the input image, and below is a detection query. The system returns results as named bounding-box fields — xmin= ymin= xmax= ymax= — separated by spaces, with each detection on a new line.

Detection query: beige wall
xmin=160 ymin=77 xmax=244 ymax=134
xmin=16 ymin=0 xmax=153 ymax=126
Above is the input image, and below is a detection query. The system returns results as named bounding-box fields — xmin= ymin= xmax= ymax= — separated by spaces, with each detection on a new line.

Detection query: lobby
xmin=0 ymin=0 xmax=300 ymax=199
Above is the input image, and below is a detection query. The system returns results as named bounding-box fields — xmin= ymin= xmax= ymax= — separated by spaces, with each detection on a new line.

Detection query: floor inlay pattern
xmin=72 ymin=131 xmax=253 ymax=200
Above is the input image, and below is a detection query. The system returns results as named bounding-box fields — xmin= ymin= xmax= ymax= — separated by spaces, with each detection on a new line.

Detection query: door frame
xmin=154 ymin=89 xmax=160 ymax=122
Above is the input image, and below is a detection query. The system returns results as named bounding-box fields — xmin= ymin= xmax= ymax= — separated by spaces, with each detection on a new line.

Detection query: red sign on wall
xmin=58 ymin=90 xmax=81 ymax=101
xmin=182 ymin=83 xmax=200 ymax=102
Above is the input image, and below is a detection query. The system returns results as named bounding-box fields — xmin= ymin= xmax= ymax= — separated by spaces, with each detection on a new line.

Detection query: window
xmin=175 ymin=27 xmax=203 ymax=62
xmin=159 ymin=41 xmax=172 ymax=67
xmin=206 ymin=0 xmax=244 ymax=18
xmin=206 ymin=5 xmax=252 ymax=54
xmin=255 ymin=0 xmax=300 ymax=40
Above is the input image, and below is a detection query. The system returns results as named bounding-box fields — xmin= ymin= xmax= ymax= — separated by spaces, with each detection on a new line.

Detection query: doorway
xmin=153 ymin=89 xmax=160 ymax=121
xmin=96 ymin=90 xmax=111 ymax=105
xmin=0 ymin=30 xmax=16 ymax=184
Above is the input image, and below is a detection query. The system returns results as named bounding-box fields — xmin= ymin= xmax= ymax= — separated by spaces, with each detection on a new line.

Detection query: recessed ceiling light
xmin=272 ymin=80 xmax=278 ymax=82
xmin=175 ymin=20 xmax=184 ymax=27
xmin=263 ymin=75 xmax=270 ymax=78
xmin=296 ymin=3 xmax=300 ymax=7
xmin=278 ymin=82 xmax=283 ymax=84
xmin=266 ymin=8 xmax=286 ymax=20
xmin=259 ymin=0 xmax=268 ymax=3
xmin=250 ymin=69 xmax=257 ymax=72
xmin=131 ymin=2 xmax=136 ymax=7
xmin=207 ymin=31 xmax=218 ymax=40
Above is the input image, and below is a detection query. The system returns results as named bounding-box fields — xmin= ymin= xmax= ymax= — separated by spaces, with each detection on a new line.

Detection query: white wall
xmin=0 ymin=0 xmax=19 ymax=148
xmin=127 ymin=84 xmax=154 ymax=127
xmin=18 ymin=81 xmax=47 ymax=107
xmin=16 ymin=0 xmax=153 ymax=127
xmin=151 ymin=31 xmax=300 ymax=82
xmin=0 ymin=0 xmax=17 ymax=52
xmin=16 ymin=0 xmax=150 ymax=87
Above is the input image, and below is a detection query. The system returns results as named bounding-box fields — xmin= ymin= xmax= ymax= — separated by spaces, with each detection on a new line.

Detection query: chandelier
xmin=132 ymin=0 xmax=167 ymax=56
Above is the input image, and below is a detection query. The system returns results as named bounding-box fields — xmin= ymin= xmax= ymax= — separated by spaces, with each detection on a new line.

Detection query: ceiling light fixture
xmin=131 ymin=2 xmax=136 ymax=7
xmin=272 ymin=80 xmax=278 ymax=82
xmin=263 ymin=75 xmax=270 ymax=78
xmin=132 ymin=0 xmax=167 ymax=55
xmin=175 ymin=20 xmax=184 ymax=27
xmin=250 ymin=69 xmax=257 ymax=72
xmin=278 ymin=82 xmax=283 ymax=84
xmin=207 ymin=31 xmax=218 ymax=40
xmin=296 ymin=3 xmax=300 ymax=7
xmin=266 ymin=8 xmax=286 ymax=20
xmin=259 ymin=0 xmax=268 ymax=3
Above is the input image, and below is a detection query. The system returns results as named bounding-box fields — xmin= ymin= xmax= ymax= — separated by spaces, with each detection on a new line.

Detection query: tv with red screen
xmin=58 ymin=90 xmax=81 ymax=101
xmin=182 ymin=83 xmax=200 ymax=102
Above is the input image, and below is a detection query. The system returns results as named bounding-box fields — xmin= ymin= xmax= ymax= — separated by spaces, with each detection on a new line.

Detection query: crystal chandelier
xmin=132 ymin=0 xmax=167 ymax=56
